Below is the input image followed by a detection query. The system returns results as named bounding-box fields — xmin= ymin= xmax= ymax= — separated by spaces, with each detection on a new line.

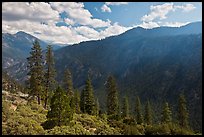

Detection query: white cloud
xmin=75 ymin=26 xmax=100 ymax=39
xmin=38 ymin=26 xmax=89 ymax=44
xmin=75 ymin=23 xmax=132 ymax=40
xmin=50 ymin=2 xmax=111 ymax=28
xmin=139 ymin=21 xmax=160 ymax=29
xmin=101 ymin=2 xmax=128 ymax=13
xmin=2 ymin=2 xmax=132 ymax=45
xmin=2 ymin=19 xmax=89 ymax=44
xmin=2 ymin=2 xmax=59 ymax=24
xmin=140 ymin=3 xmax=196 ymax=29
xmin=141 ymin=3 xmax=174 ymax=22
xmin=105 ymin=2 xmax=128 ymax=6
xmin=174 ymin=3 xmax=196 ymax=12
xmin=64 ymin=18 xmax=75 ymax=26
xmin=100 ymin=22 xmax=132 ymax=38
xmin=101 ymin=4 xmax=111 ymax=13
xmin=161 ymin=22 xmax=190 ymax=27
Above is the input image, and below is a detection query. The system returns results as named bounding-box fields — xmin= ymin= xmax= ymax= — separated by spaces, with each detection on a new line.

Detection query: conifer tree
xmin=80 ymin=89 xmax=85 ymax=113
xmin=135 ymin=96 xmax=143 ymax=124
xmin=63 ymin=69 xmax=74 ymax=97
xmin=27 ymin=39 xmax=44 ymax=104
xmin=44 ymin=45 xmax=56 ymax=109
xmin=161 ymin=102 xmax=172 ymax=124
xmin=178 ymin=93 xmax=189 ymax=129
xmin=63 ymin=69 xmax=75 ymax=112
xmin=74 ymin=89 xmax=81 ymax=114
xmin=83 ymin=76 xmax=96 ymax=115
xmin=95 ymin=98 xmax=100 ymax=116
xmin=122 ymin=96 xmax=130 ymax=118
xmin=106 ymin=75 xmax=119 ymax=115
xmin=46 ymin=86 xmax=73 ymax=127
xmin=144 ymin=100 xmax=152 ymax=125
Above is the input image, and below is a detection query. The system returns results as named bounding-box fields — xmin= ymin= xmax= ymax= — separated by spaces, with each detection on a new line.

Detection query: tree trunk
xmin=44 ymin=93 xmax=48 ymax=109
xmin=38 ymin=94 xmax=41 ymax=104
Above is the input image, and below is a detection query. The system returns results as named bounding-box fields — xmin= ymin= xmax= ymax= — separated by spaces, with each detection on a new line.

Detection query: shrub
xmin=122 ymin=116 xmax=136 ymax=125
xmin=108 ymin=114 xmax=121 ymax=121
xmin=145 ymin=123 xmax=170 ymax=135
xmin=124 ymin=125 xmax=143 ymax=135
xmin=4 ymin=112 xmax=45 ymax=135
xmin=2 ymin=99 xmax=47 ymax=135
xmin=46 ymin=125 xmax=91 ymax=135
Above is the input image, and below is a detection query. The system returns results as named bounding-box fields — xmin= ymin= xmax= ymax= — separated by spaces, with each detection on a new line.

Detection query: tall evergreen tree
xmin=144 ymin=101 xmax=152 ymax=125
xmin=95 ymin=98 xmax=100 ymax=116
xmin=74 ymin=89 xmax=81 ymax=114
xmin=161 ymin=102 xmax=172 ymax=124
xmin=106 ymin=75 xmax=119 ymax=115
xmin=27 ymin=39 xmax=44 ymax=104
xmin=122 ymin=96 xmax=130 ymax=118
xmin=44 ymin=45 xmax=56 ymax=109
xmin=83 ymin=76 xmax=96 ymax=115
xmin=63 ymin=69 xmax=75 ymax=112
xmin=46 ymin=86 xmax=73 ymax=127
xmin=80 ymin=89 xmax=85 ymax=113
xmin=63 ymin=69 xmax=74 ymax=97
xmin=178 ymin=93 xmax=189 ymax=129
xmin=135 ymin=96 xmax=143 ymax=124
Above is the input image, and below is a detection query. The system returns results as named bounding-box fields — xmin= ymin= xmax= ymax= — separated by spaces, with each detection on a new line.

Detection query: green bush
xmin=46 ymin=125 xmax=91 ymax=135
xmin=2 ymin=99 xmax=47 ymax=135
xmin=95 ymin=124 xmax=121 ymax=135
xmin=168 ymin=123 xmax=195 ymax=135
xmin=108 ymin=114 xmax=121 ymax=121
xmin=99 ymin=113 xmax=108 ymax=122
xmin=124 ymin=125 xmax=144 ymax=135
xmin=4 ymin=112 xmax=46 ymax=135
xmin=122 ymin=116 xmax=136 ymax=125
xmin=2 ymin=100 xmax=12 ymax=122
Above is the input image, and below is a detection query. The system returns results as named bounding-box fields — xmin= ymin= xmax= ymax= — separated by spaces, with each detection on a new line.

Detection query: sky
xmin=2 ymin=2 xmax=202 ymax=45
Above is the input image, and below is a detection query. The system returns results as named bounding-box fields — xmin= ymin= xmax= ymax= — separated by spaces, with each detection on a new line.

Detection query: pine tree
xmin=44 ymin=45 xmax=56 ymax=109
xmin=106 ymin=75 xmax=119 ymax=116
xmin=161 ymin=102 xmax=172 ymax=124
xmin=80 ymin=89 xmax=85 ymax=113
xmin=63 ymin=69 xmax=74 ymax=97
xmin=122 ymin=96 xmax=130 ymax=118
xmin=46 ymin=86 xmax=73 ymax=127
xmin=63 ymin=69 xmax=75 ymax=114
xmin=63 ymin=69 xmax=74 ymax=108
xmin=135 ymin=96 xmax=143 ymax=124
xmin=83 ymin=76 xmax=96 ymax=115
xmin=178 ymin=93 xmax=189 ymax=129
xmin=27 ymin=39 xmax=44 ymax=104
xmin=74 ymin=89 xmax=81 ymax=114
xmin=144 ymin=100 xmax=152 ymax=125
xmin=95 ymin=98 xmax=100 ymax=116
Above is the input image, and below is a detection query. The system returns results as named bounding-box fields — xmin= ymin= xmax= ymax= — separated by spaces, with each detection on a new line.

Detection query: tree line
xmin=26 ymin=39 xmax=189 ymax=131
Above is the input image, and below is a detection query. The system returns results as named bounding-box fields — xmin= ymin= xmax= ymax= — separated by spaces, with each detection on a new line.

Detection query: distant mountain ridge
xmin=2 ymin=31 xmax=62 ymax=69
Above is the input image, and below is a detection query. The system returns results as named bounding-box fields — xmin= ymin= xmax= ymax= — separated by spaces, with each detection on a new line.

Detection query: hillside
xmin=53 ymin=23 xmax=202 ymax=132
xmin=2 ymin=90 xmax=198 ymax=135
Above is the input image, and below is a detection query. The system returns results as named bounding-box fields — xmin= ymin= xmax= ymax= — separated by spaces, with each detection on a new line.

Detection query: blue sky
xmin=84 ymin=2 xmax=202 ymax=27
xmin=2 ymin=2 xmax=202 ymax=45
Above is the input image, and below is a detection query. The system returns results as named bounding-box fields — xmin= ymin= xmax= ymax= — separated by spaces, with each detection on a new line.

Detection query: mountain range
xmin=2 ymin=31 xmax=62 ymax=69
xmin=2 ymin=21 xmax=202 ymax=132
